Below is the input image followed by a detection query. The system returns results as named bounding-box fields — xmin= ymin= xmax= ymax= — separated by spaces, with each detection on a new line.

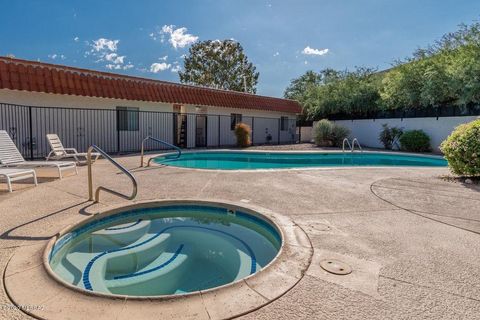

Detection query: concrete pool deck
xmin=0 ymin=149 xmax=479 ymax=319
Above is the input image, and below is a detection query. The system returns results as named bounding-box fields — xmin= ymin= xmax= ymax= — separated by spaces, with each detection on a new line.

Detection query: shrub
xmin=399 ymin=130 xmax=431 ymax=152
xmin=440 ymin=119 xmax=480 ymax=176
xmin=234 ymin=122 xmax=251 ymax=147
xmin=379 ymin=124 xmax=403 ymax=150
xmin=313 ymin=119 xmax=350 ymax=147
xmin=330 ymin=124 xmax=351 ymax=147
xmin=313 ymin=119 xmax=334 ymax=146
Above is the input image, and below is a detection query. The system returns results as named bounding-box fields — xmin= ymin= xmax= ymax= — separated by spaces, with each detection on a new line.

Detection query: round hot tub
xmin=47 ymin=202 xmax=282 ymax=297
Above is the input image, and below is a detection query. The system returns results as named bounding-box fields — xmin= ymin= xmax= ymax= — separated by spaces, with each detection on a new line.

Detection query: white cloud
xmin=171 ymin=64 xmax=181 ymax=73
xmin=159 ymin=55 xmax=168 ymax=61
xmin=91 ymin=38 xmax=119 ymax=52
xmin=158 ymin=25 xmax=198 ymax=49
xmin=74 ymin=36 xmax=80 ymax=42
xmin=106 ymin=63 xmax=134 ymax=70
xmin=150 ymin=62 xmax=171 ymax=73
xmin=88 ymin=38 xmax=132 ymax=70
xmin=105 ymin=64 xmax=122 ymax=70
xmin=302 ymin=46 xmax=329 ymax=56
xmin=105 ymin=53 xmax=125 ymax=64
xmin=48 ymin=54 xmax=66 ymax=60
xmin=273 ymin=51 xmax=280 ymax=57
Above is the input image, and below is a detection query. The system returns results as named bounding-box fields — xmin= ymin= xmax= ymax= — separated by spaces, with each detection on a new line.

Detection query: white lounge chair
xmin=0 ymin=130 xmax=77 ymax=179
xmin=46 ymin=133 xmax=100 ymax=164
xmin=0 ymin=168 xmax=37 ymax=192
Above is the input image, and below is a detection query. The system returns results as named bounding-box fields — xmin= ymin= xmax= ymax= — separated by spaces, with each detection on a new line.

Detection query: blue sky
xmin=1 ymin=0 xmax=480 ymax=97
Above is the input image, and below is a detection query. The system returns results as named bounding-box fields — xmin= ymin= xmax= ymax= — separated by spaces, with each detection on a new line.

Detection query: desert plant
xmin=313 ymin=119 xmax=350 ymax=147
xmin=313 ymin=119 xmax=334 ymax=146
xmin=379 ymin=124 xmax=403 ymax=149
xmin=330 ymin=124 xmax=351 ymax=147
xmin=234 ymin=122 xmax=252 ymax=147
xmin=399 ymin=130 xmax=431 ymax=152
xmin=440 ymin=119 xmax=480 ymax=176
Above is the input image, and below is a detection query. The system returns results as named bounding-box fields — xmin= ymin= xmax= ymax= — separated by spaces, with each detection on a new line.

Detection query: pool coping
xmin=4 ymin=199 xmax=313 ymax=320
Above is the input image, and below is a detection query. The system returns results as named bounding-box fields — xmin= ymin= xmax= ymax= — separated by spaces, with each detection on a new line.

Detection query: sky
xmin=1 ymin=0 xmax=480 ymax=97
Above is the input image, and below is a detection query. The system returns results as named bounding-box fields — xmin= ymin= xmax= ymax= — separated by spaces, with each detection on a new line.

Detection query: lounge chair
xmin=0 ymin=130 xmax=77 ymax=179
xmin=46 ymin=133 xmax=100 ymax=164
xmin=0 ymin=168 xmax=37 ymax=192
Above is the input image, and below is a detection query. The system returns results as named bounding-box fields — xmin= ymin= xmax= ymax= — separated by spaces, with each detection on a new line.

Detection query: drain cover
xmin=320 ymin=259 xmax=352 ymax=275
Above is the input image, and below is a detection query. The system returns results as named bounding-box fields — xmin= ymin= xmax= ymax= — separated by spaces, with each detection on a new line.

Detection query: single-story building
xmin=0 ymin=57 xmax=301 ymax=156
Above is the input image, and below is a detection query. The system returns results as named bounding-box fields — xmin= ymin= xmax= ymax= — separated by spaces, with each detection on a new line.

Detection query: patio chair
xmin=0 ymin=168 xmax=37 ymax=192
xmin=46 ymin=134 xmax=101 ymax=164
xmin=0 ymin=130 xmax=77 ymax=179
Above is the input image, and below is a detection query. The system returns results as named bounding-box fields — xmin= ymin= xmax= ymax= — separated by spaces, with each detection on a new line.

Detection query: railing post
xmin=251 ymin=117 xmax=255 ymax=145
xmin=217 ymin=115 xmax=220 ymax=147
xmin=277 ymin=118 xmax=281 ymax=145
xmin=87 ymin=146 xmax=94 ymax=201
xmin=28 ymin=106 xmax=34 ymax=160
xmin=116 ymin=109 xmax=121 ymax=154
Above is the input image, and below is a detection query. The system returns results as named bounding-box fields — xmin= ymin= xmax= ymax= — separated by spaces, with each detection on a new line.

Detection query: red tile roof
xmin=0 ymin=57 xmax=301 ymax=114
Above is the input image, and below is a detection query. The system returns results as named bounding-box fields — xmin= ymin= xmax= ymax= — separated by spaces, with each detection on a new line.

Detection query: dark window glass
xmin=280 ymin=116 xmax=289 ymax=131
xmin=117 ymin=107 xmax=139 ymax=131
xmin=230 ymin=113 xmax=242 ymax=130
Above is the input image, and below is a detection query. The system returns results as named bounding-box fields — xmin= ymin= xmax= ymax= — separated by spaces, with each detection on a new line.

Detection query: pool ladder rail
xmin=342 ymin=138 xmax=363 ymax=152
xmin=87 ymin=145 xmax=137 ymax=203
xmin=140 ymin=136 xmax=182 ymax=167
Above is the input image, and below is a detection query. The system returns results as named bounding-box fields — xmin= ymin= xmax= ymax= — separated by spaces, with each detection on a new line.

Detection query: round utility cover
xmin=320 ymin=259 xmax=352 ymax=275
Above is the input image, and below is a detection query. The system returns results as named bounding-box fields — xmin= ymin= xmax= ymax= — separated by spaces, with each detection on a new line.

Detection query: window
xmin=280 ymin=116 xmax=289 ymax=131
xmin=117 ymin=107 xmax=139 ymax=131
xmin=230 ymin=113 xmax=242 ymax=130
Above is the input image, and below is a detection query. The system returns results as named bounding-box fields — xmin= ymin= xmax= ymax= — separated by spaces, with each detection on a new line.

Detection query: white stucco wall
xmin=334 ymin=116 xmax=479 ymax=151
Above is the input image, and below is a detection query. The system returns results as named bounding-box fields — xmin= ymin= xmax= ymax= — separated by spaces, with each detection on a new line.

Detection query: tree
xmin=284 ymin=70 xmax=322 ymax=100
xmin=179 ymin=40 xmax=259 ymax=93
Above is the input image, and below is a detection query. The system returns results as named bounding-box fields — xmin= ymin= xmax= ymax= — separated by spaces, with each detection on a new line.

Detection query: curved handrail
xmin=87 ymin=145 xmax=137 ymax=203
xmin=352 ymin=138 xmax=363 ymax=152
xmin=342 ymin=138 xmax=352 ymax=152
xmin=140 ymin=136 xmax=182 ymax=167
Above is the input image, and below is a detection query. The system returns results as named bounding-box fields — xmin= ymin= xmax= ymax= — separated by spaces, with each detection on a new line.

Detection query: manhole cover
xmin=320 ymin=259 xmax=352 ymax=275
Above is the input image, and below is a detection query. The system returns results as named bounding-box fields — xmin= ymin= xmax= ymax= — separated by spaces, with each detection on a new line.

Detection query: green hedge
xmin=440 ymin=119 xmax=480 ymax=176
xmin=399 ymin=130 xmax=431 ymax=152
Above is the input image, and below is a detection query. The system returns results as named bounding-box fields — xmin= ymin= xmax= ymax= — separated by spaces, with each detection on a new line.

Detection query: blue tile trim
xmin=113 ymin=244 xmax=184 ymax=280
xmin=82 ymin=225 xmax=257 ymax=291
xmin=105 ymin=219 xmax=143 ymax=231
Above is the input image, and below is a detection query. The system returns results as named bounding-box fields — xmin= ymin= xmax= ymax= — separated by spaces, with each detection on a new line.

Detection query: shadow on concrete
xmin=0 ymin=201 xmax=89 ymax=241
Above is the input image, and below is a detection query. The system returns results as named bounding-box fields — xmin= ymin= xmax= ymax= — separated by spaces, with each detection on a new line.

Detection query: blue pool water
xmin=49 ymin=204 xmax=281 ymax=297
xmin=154 ymin=151 xmax=447 ymax=170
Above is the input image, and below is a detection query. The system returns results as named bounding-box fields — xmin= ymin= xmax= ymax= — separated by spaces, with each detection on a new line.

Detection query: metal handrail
xmin=87 ymin=145 xmax=137 ymax=203
xmin=352 ymin=138 xmax=363 ymax=152
xmin=342 ymin=138 xmax=363 ymax=152
xmin=342 ymin=138 xmax=352 ymax=152
xmin=140 ymin=136 xmax=182 ymax=167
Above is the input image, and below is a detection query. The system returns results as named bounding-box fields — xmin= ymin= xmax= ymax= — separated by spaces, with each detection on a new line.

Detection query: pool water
xmin=154 ymin=151 xmax=447 ymax=170
xmin=49 ymin=205 xmax=281 ymax=297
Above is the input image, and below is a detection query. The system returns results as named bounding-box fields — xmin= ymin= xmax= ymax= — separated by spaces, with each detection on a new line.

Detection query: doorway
xmin=195 ymin=115 xmax=207 ymax=147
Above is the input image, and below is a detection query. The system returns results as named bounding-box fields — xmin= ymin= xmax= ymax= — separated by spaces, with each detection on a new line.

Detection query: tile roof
xmin=0 ymin=57 xmax=302 ymax=114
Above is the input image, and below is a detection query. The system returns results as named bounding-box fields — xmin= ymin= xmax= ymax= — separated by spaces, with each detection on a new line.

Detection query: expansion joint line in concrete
xmin=369 ymin=179 xmax=480 ymax=237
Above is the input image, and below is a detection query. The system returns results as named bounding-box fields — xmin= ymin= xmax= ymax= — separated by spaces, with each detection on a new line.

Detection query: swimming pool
xmin=153 ymin=151 xmax=447 ymax=170
xmin=48 ymin=203 xmax=281 ymax=297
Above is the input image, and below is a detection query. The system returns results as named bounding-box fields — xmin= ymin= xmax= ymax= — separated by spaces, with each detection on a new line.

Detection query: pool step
xmin=105 ymin=244 xmax=191 ymax=296
xmin=91 ymin=219 xmax=151 ymax=247
xmin=84 ymin=233 xmax=172 ymax=293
